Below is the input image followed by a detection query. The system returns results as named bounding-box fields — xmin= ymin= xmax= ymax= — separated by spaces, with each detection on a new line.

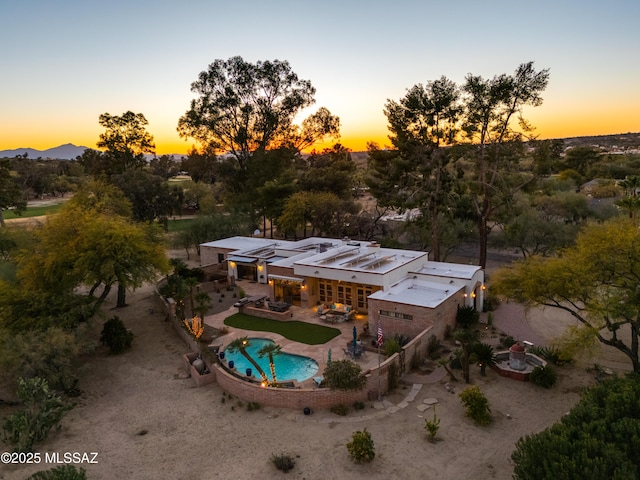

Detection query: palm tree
xmin=616 ymin=175 xmax=640 ymax=221
xmin=226 ymin=337 xmax=268 ymax=383
xmin=194 ymin=291 xmax=212 ymax=319
xmin=185 ymin=277 xmax=199 ymax=316
xmin=258 ymin=343 xmax=282 ymax=385
xmin=473 ymin=342 xmax=495 ymax=376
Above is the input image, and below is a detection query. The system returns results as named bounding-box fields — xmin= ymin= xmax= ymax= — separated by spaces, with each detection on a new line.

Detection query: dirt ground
xmin=0 ymin=249 xmax=630 ymax=480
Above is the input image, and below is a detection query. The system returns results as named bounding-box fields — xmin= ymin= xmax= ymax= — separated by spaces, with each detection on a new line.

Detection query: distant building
xmin=200 ymin=236 xmax=484 ymax=340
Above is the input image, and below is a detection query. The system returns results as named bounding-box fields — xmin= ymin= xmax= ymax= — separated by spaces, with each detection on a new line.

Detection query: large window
xmin=319 ymin=281 xmax=333 ymax=303
xmin=357 ymin=285 xmax=373 ymax=310
xmin=336 ymin=284 xmax=352 ymax=305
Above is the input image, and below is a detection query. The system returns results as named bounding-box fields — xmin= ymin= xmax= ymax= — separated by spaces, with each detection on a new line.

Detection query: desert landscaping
xmin=0 ymin=247 xmax=630 ymax=480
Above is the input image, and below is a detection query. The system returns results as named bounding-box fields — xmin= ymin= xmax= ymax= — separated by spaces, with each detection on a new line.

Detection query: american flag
xmin=377 ymin=323 xmax=383 ymax=346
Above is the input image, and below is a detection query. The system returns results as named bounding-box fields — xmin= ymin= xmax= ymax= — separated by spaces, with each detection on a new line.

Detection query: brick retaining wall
xmin=239 ymin=305 xmax=294 ymax=321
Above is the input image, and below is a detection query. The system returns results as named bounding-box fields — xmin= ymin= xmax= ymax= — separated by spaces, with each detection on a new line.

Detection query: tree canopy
xmin=17 ymin=202 xmax=169 ymax=307
xmin=96 ymin=111 xmax=155 ymax=174
xmin=177 ymin=56 xmax=339 ymax=167
xmin=493 ymin=217 xmax=640 ymax=373
xmin=512 ymin=374 xmax=640 ymax=479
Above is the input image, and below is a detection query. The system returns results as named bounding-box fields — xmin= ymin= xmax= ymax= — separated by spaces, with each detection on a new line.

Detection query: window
xmin=357 ymin=285 xmax=373 ymax=309
xmin=319 ymin=281 xmax=333 ymax=303
xmin=379 ymin=310 xmax=413 ymax=321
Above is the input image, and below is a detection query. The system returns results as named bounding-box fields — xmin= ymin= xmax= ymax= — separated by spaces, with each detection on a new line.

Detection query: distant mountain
xmin=0 ymin=143 xmax=89 ymax=160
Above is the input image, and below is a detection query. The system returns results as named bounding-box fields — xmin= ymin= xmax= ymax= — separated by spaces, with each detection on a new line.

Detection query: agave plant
xmin=473 ymin=342 xmax=495 ymax=376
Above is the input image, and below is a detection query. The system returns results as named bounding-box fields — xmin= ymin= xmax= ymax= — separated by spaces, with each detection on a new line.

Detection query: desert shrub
xmin=384 ymin=337 xmax=401 ymax=356
xmin=100 ymin=316 xmax=133 ymax=354
xmin=499 ymin=335 xmax=516 ymax=349
xmin=387 ymin=361 xmax=399 ymax=391
xmin=346 ymin=428 xmax=375 ymax=463
xmin=1 ymin=377 xmax=70 ymax=452
xmin=0 ymin=327 xmax=83 ymax=395
xmin=26 ymin=465 xmax=87 ymax=480
xmin=330 ymin=404 xmax=349 ymax=416
xmin=449 ymin=350 xmax=462 ymax=370
xmin=410 ymin=351 xmax=422 ymax=370
xmin=444 ymin=324 xmax=453 ymax=340
xmin=427 ymin=334 xmax=441 ymax=360
xmin=424 ymin=406 xmax=440 ymax=442
xmin=353 ymin=401 xmax=365 ymax=410
xmin=459 ymin=385 xmax=491 ymax=426
xmin=482 ymin=288 xmax=500 ymax=312
xmin=271 ymin=453 xmax=296 ymax=472
xmin=529 ymin=365 xmax=558 ymax=388
xmin=246 ymin=401 xmax=261 ymax=411
xmin=529 ymin=346 xmax=571 ymax=366
xmin=456 ymin=305 xmax=480 ymax=328
xmin=323 ymin=359 xmax=366 ymax=391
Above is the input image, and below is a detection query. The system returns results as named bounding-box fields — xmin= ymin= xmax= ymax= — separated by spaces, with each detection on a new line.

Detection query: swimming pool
xmin=223 ymin=338 xmax=318 ymax=383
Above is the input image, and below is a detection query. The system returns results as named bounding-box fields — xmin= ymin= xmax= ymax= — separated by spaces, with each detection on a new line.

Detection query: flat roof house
xmin=200 ymin=237 xmax=484 ymax=340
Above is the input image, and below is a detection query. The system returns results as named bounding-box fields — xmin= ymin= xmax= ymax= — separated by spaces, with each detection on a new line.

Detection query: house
xmin=200 ymin=236 xmax=484 ymax=340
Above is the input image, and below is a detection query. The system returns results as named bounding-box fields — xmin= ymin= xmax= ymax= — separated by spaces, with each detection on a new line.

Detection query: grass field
xmin=224 ymin=313 xmax=341 ymax=345
xmin=167 ymin=218 xmax=195 ymax=232
xmin=3 ymin=203 xmax=64 ymax=219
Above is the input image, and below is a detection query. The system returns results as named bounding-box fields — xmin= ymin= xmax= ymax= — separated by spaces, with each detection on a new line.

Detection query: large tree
xmin=96 ymin=111 xmax=155 ymax=174
xmin=493 ymin=217 xmax=640 ymax=373
xmin=462 ymin=61 xmax=549 ymax=268
xmin=297 ymin=144 xmax=357 ymax=200
xmin=367 ymin=77 xmax=461 ymax=261
xmin=177 ymin=57 xmax=339 ymax=218
xmin=111 ymin=171 xmax=183 ymax=223
xmin=178 ymin=56 xmax=339 ymax=167
xmin=17 ymin=203 xmax=169 ymax=308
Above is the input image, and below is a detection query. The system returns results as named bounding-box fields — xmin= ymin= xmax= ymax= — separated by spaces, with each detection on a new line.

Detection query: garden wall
xmin=156 ymin=284 xmax=435 ymax=408
xmin=213 ymin=357 xmax=394 ymax=410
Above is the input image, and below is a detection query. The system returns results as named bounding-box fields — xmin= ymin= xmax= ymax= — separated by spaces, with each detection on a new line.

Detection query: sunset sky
xmin=1 ymin=0 xmax=639 ymax=155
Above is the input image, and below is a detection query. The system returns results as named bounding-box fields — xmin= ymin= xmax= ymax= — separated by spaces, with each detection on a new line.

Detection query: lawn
xmin=3 ymin=203 xmax=63 ymax=219
xmin=224 ymin=313 xmax=341 ymax=345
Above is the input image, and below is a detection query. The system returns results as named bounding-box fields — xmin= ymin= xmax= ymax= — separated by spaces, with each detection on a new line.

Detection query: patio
xmin=202 ymin=279 xmax=383 ymax=388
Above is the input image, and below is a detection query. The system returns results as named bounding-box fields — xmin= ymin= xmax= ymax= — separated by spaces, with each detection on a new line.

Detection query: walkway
xmin=491 ymin=302 xmax=547 ymax=347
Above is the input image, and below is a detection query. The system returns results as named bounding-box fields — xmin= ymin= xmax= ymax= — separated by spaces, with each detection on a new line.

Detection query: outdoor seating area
xmin=344 ymin=344 xmax=366 ymax=359
xmin=317 ymin=303 xmax=354 ymax=323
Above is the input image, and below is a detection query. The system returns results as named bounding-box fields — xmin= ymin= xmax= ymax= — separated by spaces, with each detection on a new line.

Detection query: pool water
xmin=223 ymin=338 xmax=318 ymax=383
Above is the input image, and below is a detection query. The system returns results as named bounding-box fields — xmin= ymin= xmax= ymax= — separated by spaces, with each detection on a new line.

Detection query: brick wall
xmin=213 ymin=358 xmax=394 ymax=410
xmin=367 ymin=293 xmax=461 ymax=342
xmin=239 ymin=305 xmax=295 ymax=321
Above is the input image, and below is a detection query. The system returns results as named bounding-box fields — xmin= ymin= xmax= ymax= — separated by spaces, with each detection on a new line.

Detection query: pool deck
xmin=202 ymin=280 xmax=384 ymax=389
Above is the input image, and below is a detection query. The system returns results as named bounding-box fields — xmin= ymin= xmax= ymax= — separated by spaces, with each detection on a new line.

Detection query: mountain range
xmin=0 ymin=143 xmax=90 ymax=160
xmin=0 ymin=144 xmax=189 ymax=161
xmin=2 ymin=133 xmax=639 ymax=161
